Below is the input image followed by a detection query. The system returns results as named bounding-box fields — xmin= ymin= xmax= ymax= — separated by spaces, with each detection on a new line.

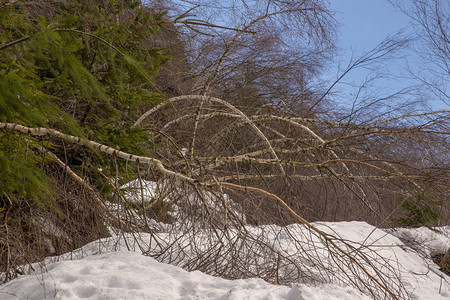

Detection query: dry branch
xmin=37 ymin=146 xmax=132 ymax=231
xmin=215 ymin=181 xmax=400 ymax=300
xmin=134 ymin=95 xmax=286 ymax=175
xmin=0 ymin=121 xmax=404 ymax=298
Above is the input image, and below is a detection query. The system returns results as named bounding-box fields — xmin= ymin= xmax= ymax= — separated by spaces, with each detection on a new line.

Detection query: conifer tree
xmin=0 ymin=0 xmax=169 ymax=275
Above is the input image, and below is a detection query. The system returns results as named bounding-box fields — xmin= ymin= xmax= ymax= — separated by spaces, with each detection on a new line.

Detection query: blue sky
xmin=329 ymin=0 xmax=409 ymax=52
xmin=325 ymin=0 xmax=417 ymax=106
xmin=324 ymin=0 xmax=450 ymax=111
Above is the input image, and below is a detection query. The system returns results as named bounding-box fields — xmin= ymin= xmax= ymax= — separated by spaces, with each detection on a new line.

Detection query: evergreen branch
xmin=0 ymin=28 xmax=161 ymax=93
xmin=0 ymin=36 xmax=30 ymax=51
xmin=0 ymin=29 xmax=125 ymax=58
xmin=54 ymin=29 xmax=125 ymax=55
xmin=54 ymin=29 xmax=162 ymax=93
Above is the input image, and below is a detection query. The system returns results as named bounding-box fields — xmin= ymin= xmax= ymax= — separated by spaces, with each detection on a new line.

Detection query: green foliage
xmin=0 ymin=0 xmax=168 ymax=213
xmin=393 ymin=191 xmax=442 ymax=228
xmin=0 ymin=133 xmax=58 ymax=213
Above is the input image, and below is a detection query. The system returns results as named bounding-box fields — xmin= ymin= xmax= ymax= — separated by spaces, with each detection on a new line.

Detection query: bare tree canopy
xmin=390 ymin=0 xmax=449 ymax=105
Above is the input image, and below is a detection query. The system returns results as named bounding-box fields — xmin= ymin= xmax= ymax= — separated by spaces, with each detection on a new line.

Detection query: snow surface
xmin=1 ymin=180 xmax=448 ymax=299
xmin=0 ymin=250 xmax=371 ymax=300
xmin=1 ymin=223 xmax=448 ymax=300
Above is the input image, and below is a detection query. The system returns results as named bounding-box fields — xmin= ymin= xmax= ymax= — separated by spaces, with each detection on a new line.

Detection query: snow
xmin=385 ymin=226 xmax=450 ymax=256
xmin=0 ymin=180 xmax=448 ymax=299
xmin=0 ymin=250 xmax=373 ymax=300
xmin=1 ymin=223 xmax=448 ymax=299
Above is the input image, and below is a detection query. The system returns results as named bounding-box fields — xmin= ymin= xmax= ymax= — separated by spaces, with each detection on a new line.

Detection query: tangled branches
xmin=1 ymin=91 xmax=448 ymax=298
xmin=133 ymin=95 xmax=449 ymax=224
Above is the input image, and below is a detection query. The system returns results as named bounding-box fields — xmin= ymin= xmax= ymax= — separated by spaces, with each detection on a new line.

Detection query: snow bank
xmin=0 ymin=250 xmax=370 ymax=300
xmin=0 ymin=221 xmax=448 ymax=300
